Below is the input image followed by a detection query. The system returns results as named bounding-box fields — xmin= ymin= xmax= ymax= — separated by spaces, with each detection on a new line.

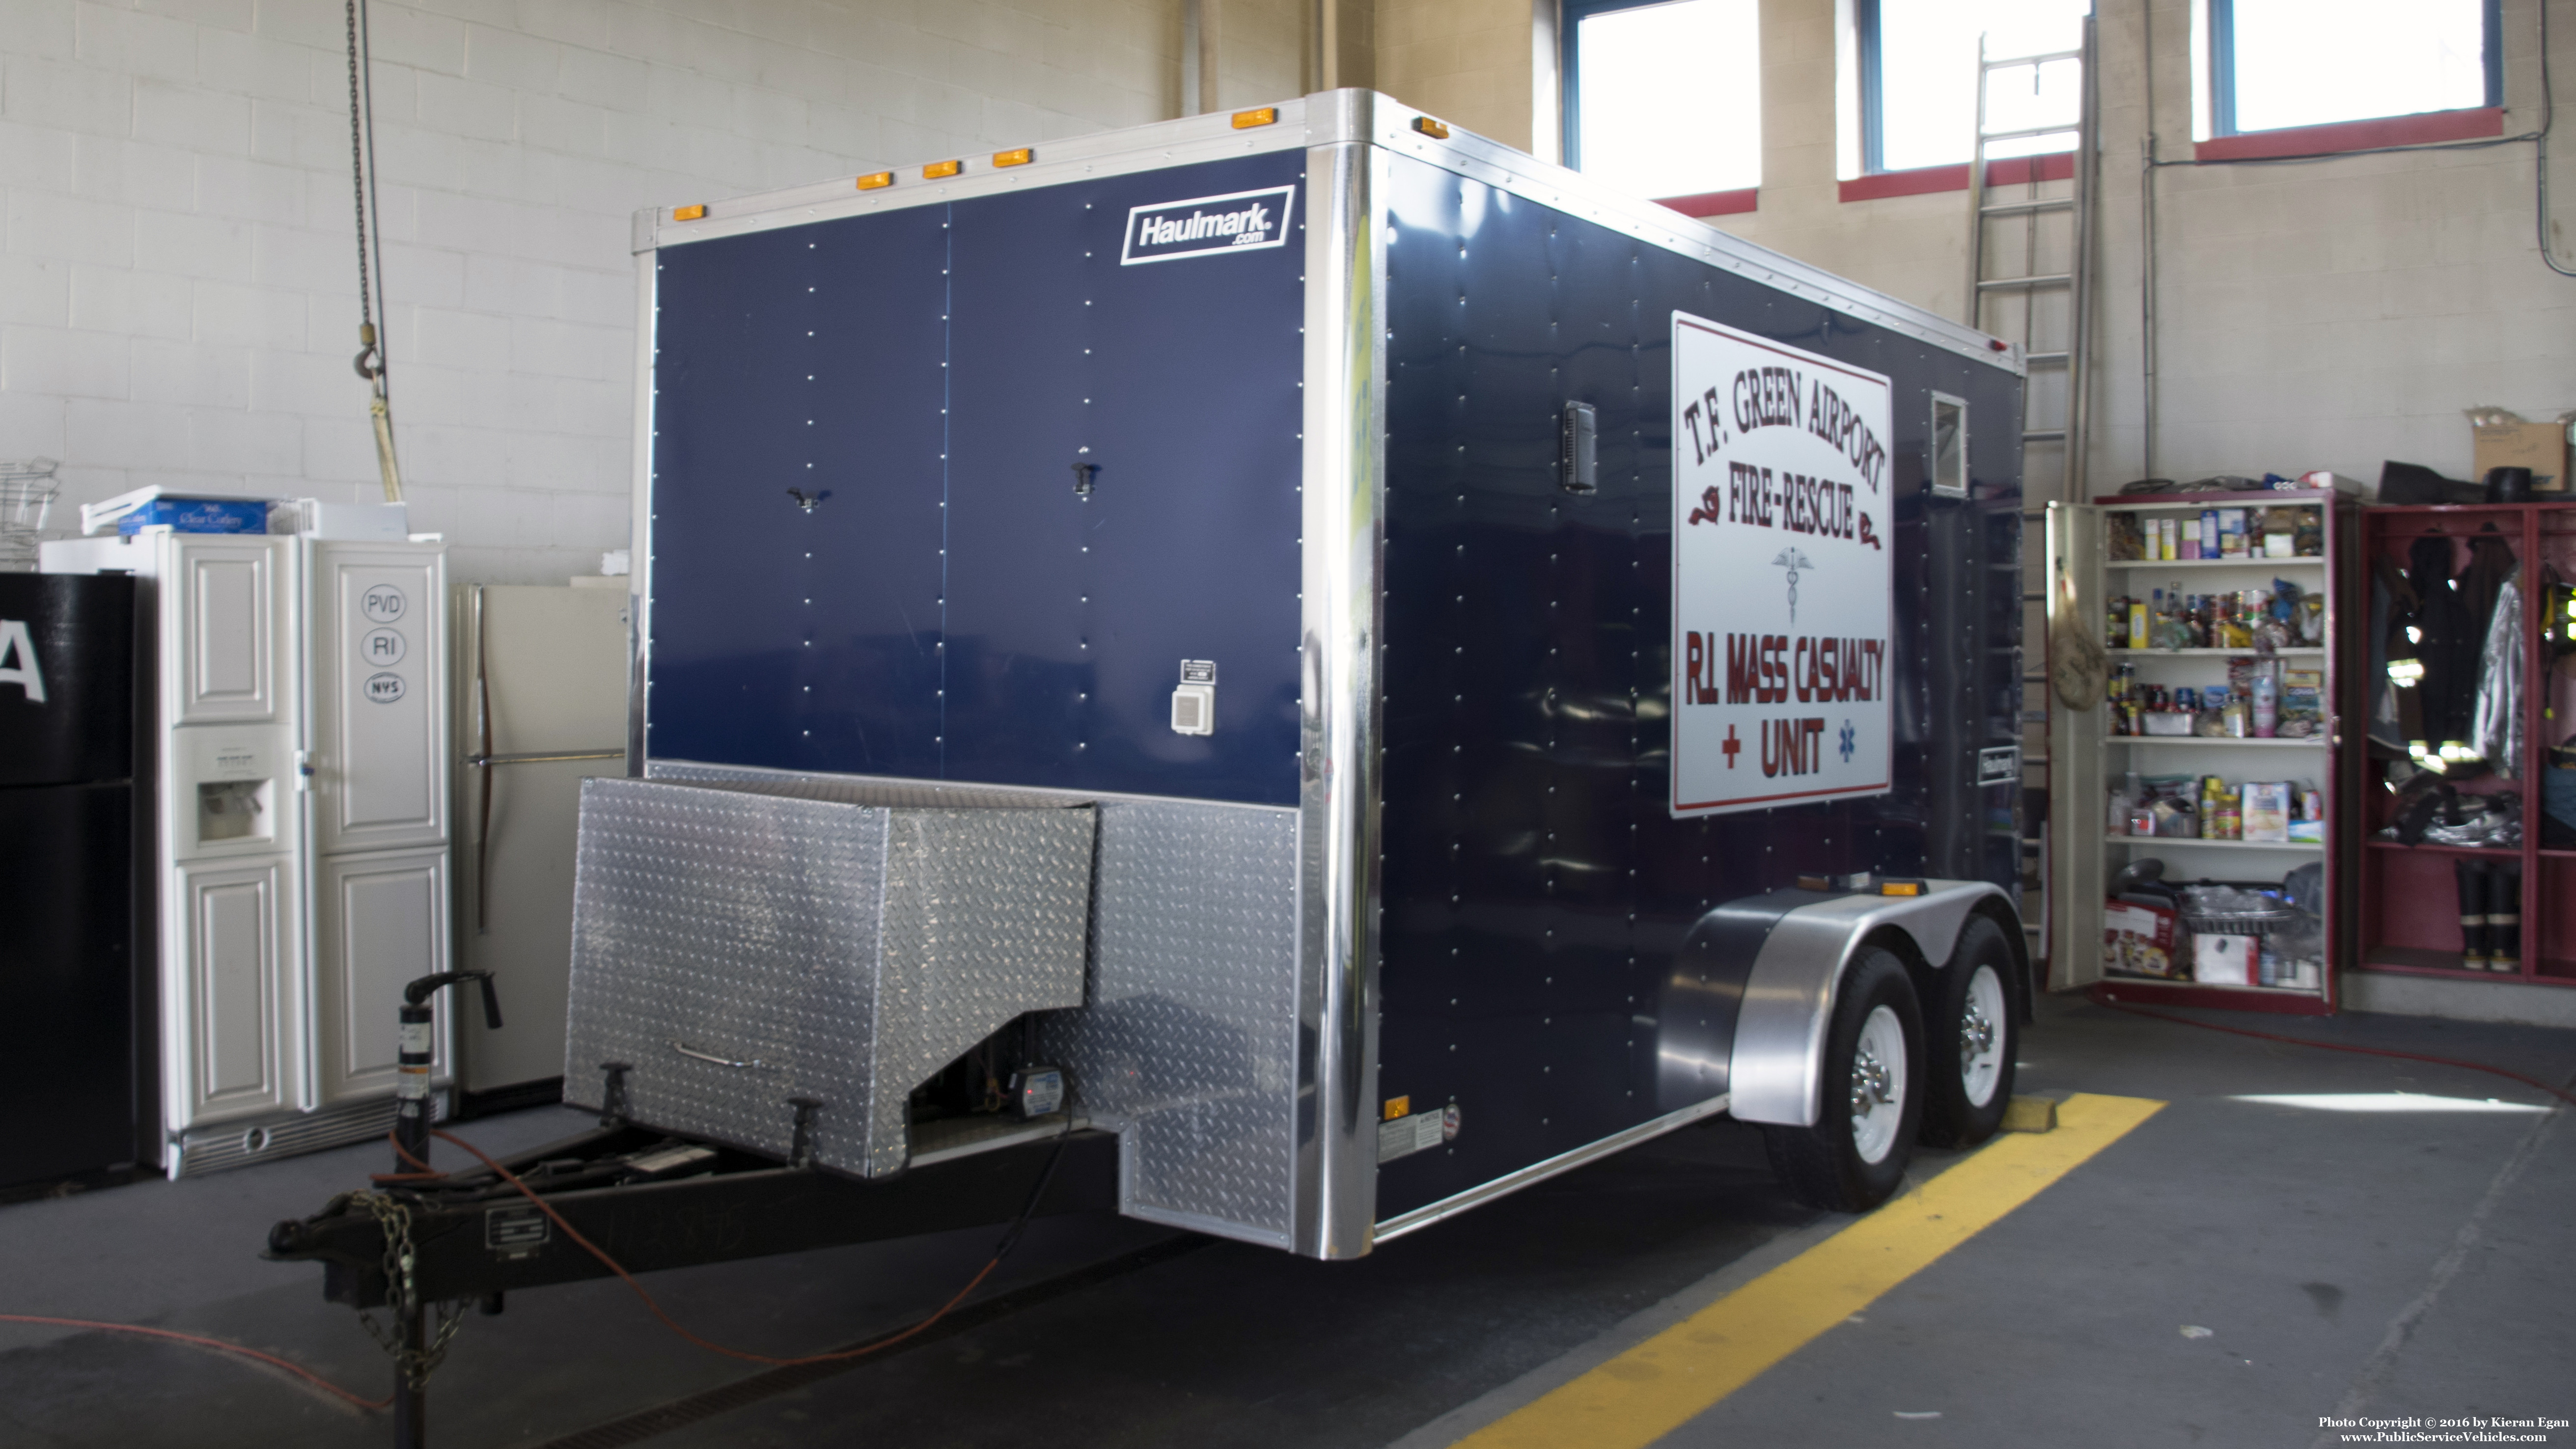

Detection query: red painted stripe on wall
xmin=1656 ymin=187 xmax=1759 ymax=219
xmin=1837 ymin=151 xmax=2074 ymax=203
xmin=2193 ymin=106 xmax=2501 ymax=162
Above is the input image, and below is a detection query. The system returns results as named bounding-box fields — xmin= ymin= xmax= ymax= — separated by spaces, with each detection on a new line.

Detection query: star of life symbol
xmin=1839 ymin=720 xmax=1856 ymax=762
xmin=1773 ymin=548 xmax=1815 ymax=624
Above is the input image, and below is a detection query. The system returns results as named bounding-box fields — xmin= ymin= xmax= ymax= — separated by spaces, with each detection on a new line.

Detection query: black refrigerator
xmin=0 ymin=572 xmax=147 ymax=1191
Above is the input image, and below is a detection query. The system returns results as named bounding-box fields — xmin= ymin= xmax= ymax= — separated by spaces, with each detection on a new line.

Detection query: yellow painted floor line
xmin=1451 ymin=1092 xmax=2166 ymax=1449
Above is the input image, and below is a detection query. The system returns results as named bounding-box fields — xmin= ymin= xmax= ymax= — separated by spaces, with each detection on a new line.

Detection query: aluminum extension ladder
xmin=1965 ymin=18 xmax=2097 ymax=972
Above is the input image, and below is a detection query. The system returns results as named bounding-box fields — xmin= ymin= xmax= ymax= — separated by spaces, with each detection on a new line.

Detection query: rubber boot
xmin=2488 ymin=863 xmax=2521 ymax=974
xmin=2454 ymin=859 xmax=2490 ymax=971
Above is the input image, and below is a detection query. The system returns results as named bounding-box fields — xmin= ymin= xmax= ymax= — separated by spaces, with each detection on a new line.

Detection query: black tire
xmin=1762 ymin=947 xmax=1924 ymax=1212
xmin=1919 ymin=914 xmax=2022 ymax=1149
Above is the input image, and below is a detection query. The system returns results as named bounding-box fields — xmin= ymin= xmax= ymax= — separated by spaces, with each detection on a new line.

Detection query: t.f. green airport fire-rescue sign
xmin=1669 ymin=312 xmax=1894 ymax=818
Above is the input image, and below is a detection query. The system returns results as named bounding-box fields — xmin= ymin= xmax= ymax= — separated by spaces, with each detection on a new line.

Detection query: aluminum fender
xmin=1727 ymin=880 xmax=2012 ymax=1128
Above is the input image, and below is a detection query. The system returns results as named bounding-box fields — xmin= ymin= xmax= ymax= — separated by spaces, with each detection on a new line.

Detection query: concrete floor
xmin=1 ymin=994 xmax=2570 ymax=1449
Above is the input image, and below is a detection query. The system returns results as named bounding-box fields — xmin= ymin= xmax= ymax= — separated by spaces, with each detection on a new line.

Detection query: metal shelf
xmin=2107 ymin=556 xmax=2324 ymax=570
xmin=2104 ymin=834 xmax=2323 ymax=851
xmin=2105 ymin=736 xmax=2326 ymax=748
xmin=2102 ymin=973 xmax=2325 ymax=998
xmin=2106 ymin=647 xmax=2323 ymax=657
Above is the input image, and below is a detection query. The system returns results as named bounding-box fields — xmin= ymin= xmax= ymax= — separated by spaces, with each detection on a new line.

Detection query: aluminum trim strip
xmin=1727 ymin=880 xmax=2010 ymax=1128
xmin=1289 ymin=136 xmax=1385 ymax=1261
xmin=640 ymin=98 xmax=1320 ymax=251
xmin=626 ymin=252 xmax=654 ymax=778
xmin=1372 ymin=1094 xmax=1734 ymax=1244
xmin=645 ymin=759 xmax=1298 ymax=817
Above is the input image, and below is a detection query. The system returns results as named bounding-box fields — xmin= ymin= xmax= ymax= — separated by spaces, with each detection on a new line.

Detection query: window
xmin=1563 ymin=0 xmax=1762 ymax=211
xmin=2203 ymin=0 xmax=2498 ymax=138
xmin=1855 ymin=0 xmax=2090 ymax=176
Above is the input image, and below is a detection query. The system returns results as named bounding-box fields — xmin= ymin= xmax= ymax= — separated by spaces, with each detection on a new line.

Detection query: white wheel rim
xmin=1958 ymin=965 xmax=2007 ymax=1108
xmin=1849 ymin=1005 xmax=1908 ymax=1165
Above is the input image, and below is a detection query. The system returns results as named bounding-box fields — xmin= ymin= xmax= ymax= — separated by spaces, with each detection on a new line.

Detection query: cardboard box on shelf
xmin=2243 ymin=782 xmax=2292 ymax=842
xmin=2105 ymin=899 xmax=2186 ymax=980
xmin=2194 ymin=933 xmax=2258 ymax=986
xmin=2467 ymin=412 xmax=2569 ymax=491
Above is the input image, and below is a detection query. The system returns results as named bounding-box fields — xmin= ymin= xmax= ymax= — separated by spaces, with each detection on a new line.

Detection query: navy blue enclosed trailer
xmin=580 ymin=90 xmax=2032 ymax=1260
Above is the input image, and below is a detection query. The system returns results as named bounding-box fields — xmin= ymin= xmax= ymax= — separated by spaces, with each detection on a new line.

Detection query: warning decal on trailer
xmin=1669 ymin=312 xmax=1894 ymax=818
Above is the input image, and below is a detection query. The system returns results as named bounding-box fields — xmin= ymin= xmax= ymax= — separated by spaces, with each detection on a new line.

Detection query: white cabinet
xmin=168 ymin=537 xmax=288 ymax=726
xmin=169 ymin=856 xmax=300 ymax=1129
xmin=314 ymin=847 xmax=450 ymax=1105
xmin=310 ymin=547 xmax=447 ymax=856
xmin=50 ymin=527 xmax=451 ymax=1173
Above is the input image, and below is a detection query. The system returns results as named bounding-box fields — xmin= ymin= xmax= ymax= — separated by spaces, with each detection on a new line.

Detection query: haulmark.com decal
xmin=1120 ymin=185 xmax=1297 ymax=265
xmin=1669 ymin=311 xmax=1895 ymax=818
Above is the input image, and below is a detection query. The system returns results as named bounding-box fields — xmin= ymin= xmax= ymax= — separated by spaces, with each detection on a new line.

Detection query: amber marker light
xmin=1879 ymin=879 xmax=1927 ymax=897
xmin=992 ymin=147 xmax=1032 ymax=167
xmin=1413 ymin=116 xmax=1449 ymax=139
xmin=1232 ymin=107 xmax=1277 ymax=129
xmin=672 ymin=204 xmax=706 ymax=221
xmin=922 ymin=159 xmax=962 ymax=179
xmin=856 ymin=171 xmax=893 ymax=191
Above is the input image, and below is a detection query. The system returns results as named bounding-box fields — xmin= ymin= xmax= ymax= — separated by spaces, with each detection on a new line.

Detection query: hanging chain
xmin=342 ymin=0 xmax=379 ymax=384
xmin=344 ymin=1192 xmax=467 ymax=1387
xmin=343 ymin=0 xmax=404 ymax=500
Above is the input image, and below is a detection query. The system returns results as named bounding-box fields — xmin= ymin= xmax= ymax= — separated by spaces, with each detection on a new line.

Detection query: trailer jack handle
xmin=393 ymin=973 xmax=501 ymax=1172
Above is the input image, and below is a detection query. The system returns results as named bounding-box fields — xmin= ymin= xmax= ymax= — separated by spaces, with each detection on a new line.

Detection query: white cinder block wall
xmin=2 ymin=0 xmax=1304 ymax=582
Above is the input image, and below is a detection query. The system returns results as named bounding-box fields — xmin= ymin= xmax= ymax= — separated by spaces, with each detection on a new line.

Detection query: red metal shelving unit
xmin=2353 ymin=501 xmax=2576 ymax=992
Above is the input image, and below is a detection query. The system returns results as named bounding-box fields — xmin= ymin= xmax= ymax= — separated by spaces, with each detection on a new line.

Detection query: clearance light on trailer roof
xmin=922 ymin=159 xmax=961 ymax=179
xmin=992 ymin=147 xmax=1032 ymax=167
xmin=671 ymin=204 xmax=705 ymax=221
xmin=1232 ymin=107 xmax=1277 ymax=128
xmin=1413 ymin=116 xmax=1450 ymax=139
xmin=857 ymin=171 xmax=893 ymax=191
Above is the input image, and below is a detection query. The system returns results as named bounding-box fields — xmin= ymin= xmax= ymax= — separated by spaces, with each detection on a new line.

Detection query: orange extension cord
xmin=2094 ymin=994 xmax=2576 ymax=1105
xmin=0 ymin=1124 xmax=1064 ymax=1411
xmin=0 ymin=1312 xmax=393 ymax=1410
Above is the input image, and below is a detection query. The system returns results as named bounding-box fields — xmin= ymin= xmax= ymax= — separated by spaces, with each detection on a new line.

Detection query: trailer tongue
xmin=268 ymin=88 xmax=2029 ymax=1441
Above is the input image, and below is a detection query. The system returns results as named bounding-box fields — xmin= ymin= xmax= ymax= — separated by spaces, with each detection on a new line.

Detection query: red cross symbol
xmin=1722 ymin=725 xmax=1742 ymax=768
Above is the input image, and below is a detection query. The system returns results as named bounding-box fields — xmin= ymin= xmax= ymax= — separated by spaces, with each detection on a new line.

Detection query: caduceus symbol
xmin=1773 ymin=547 xmax=1815 ymax=623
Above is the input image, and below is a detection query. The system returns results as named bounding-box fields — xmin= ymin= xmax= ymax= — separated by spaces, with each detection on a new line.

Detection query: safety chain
xmin=342 ymin=1191 xmax=468 ymax=1388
